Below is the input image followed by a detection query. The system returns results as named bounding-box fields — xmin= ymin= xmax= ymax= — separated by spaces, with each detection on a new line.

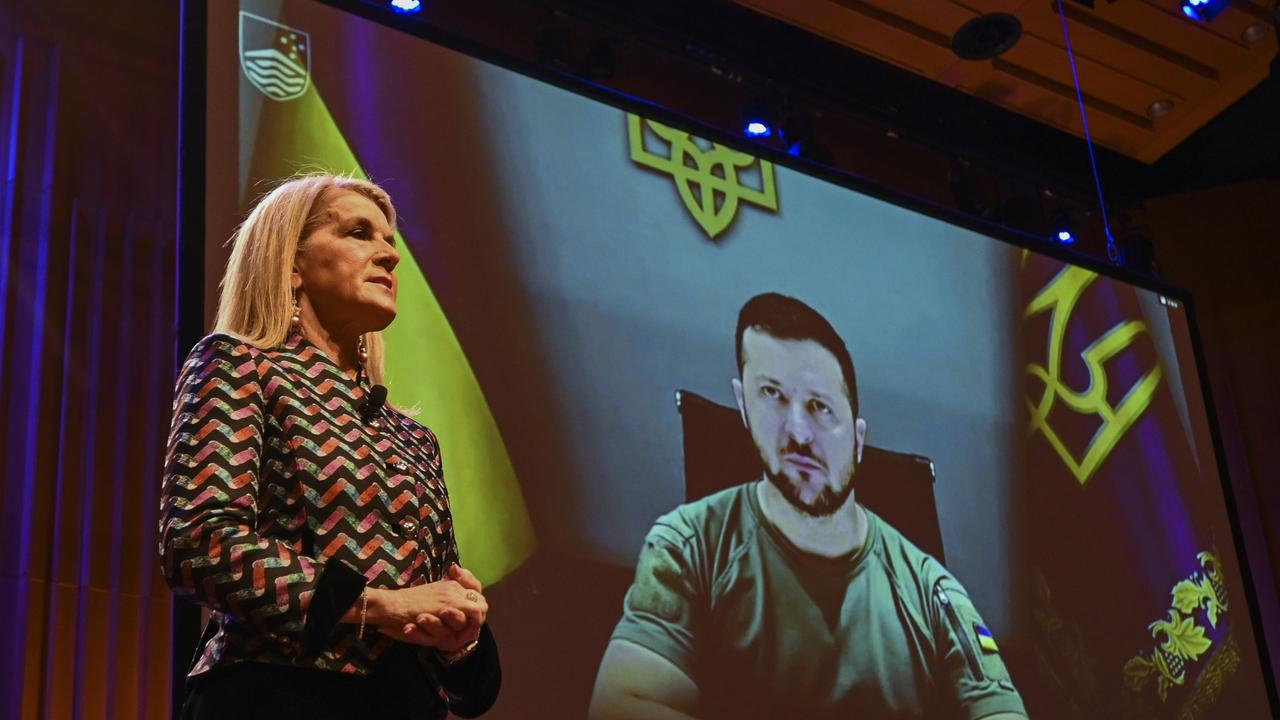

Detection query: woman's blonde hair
xmin=214 ymin=172 xmax=397 ymax=386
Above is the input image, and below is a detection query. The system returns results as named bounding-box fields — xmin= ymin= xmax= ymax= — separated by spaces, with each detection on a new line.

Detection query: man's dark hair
xmin=736 ymin=292 xmax=859 ymax=415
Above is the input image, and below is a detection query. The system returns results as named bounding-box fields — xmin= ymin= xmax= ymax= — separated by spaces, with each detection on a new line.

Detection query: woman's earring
xmin=290 ymin=297 xmax=301 ymax=333
xmin=357 ymin=334 xmax=368 ymax=366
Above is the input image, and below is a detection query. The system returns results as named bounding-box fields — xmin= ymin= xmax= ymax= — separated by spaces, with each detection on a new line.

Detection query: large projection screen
xmin=192 ymin=1 xmax=1277 ymax=717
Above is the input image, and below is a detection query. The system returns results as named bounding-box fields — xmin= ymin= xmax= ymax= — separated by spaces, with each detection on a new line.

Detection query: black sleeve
xmin=437 ymin=623 xmax=501 ymax=718
xmin=302 ymin=559 xmax=368 ymax=655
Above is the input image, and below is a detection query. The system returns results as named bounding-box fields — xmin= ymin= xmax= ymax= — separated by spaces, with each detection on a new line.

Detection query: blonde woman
xmin=160 ymin=174 xmax=500 ymax=718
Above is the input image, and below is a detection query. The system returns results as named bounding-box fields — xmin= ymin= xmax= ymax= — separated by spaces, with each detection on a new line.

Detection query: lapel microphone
xmin=360 ymin=385 xmax=388 ymax=422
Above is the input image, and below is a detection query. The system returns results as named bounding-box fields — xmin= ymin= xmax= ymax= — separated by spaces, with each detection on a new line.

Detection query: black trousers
xmin=180 ymin=645 xmax=446 ymax=720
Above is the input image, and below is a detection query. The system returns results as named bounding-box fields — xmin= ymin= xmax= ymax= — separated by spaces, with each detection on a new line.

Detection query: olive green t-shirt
xmin=611 ymin=483 xmax=1026 ymax=720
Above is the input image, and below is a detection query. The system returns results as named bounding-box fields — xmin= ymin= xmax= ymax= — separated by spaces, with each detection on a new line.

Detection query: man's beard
xmin=762 ymin=444 xmax=856 ymax=518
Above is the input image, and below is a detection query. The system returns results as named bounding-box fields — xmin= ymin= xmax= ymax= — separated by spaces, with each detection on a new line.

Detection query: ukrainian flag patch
xmin=974 ymin=623 xmax=999 ymax=653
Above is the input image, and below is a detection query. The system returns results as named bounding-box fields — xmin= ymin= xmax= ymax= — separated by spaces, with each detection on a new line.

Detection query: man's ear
xmin=854 ymin=417 xmax=868 ymax=463
xmin=732 ymin=378 xmax=748 ymax=429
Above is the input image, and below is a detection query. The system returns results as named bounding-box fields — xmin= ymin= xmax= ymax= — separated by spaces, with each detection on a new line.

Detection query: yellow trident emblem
xmin=1024 ymin=263 xmax=1162 ymax=487
xmin=627 ymin=114 xmax=779 ymax=239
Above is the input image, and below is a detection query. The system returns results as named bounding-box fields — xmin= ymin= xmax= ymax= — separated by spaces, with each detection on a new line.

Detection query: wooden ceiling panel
xmin=1014 ymin=13 xmax=1211 ymax=101
xmin=956 ymin=57 xmax=1157 ymax=156
xmin=732 ymin=0 xmax=1277 ymax=163
xmin=744 ymin=0 xmax=966 ymax=76
xmin=837 ymin=0 xmax=976 ymax=37
xmin=1002 ymin=35 xmax=1167 ymax=119
xmin=1085 ymin=1 xmax=1249 ymax=68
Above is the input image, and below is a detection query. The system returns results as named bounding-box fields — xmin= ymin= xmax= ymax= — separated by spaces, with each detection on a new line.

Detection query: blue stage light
xmin=390 ymin=0 xmax=423 ymax=13
xmin=1055 ymin=229 xmax=1076 ymax=244
xmin=1179 ymin=0 xmax=1227 ymax=22
xmin=744 ymin=120 xmax=773 ymax=138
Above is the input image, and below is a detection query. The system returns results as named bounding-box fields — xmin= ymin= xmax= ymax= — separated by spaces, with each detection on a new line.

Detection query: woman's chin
xmin=357 ymin=302 xmax=397 ymax=332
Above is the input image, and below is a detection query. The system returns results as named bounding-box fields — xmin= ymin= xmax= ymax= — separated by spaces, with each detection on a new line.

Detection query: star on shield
xmin=239 ymin=12 xmax=311 ymax=102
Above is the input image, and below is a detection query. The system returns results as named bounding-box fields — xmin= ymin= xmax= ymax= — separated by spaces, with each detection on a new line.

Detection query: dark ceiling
xmin=343 ymin=0 xmax=1280 ymax=206
xmin=561 ymin=0 xmax=1280 ymax=201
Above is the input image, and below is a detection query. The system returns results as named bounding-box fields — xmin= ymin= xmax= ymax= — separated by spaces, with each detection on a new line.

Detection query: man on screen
xmin=589 ymin=293 xmax=1026 ymax=720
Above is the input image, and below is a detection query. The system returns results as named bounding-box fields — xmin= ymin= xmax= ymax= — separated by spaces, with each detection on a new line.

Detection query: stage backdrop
xmin=194 ymin=1 xmax=1275 ymax=717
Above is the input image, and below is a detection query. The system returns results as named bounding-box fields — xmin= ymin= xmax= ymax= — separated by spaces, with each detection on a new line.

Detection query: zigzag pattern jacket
xmin=160 ymin=333 xmax=498 ymax=713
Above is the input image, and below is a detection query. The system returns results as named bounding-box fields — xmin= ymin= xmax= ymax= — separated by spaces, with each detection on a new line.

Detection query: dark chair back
xmin=676 ymin=389 xmax=946 ymax=564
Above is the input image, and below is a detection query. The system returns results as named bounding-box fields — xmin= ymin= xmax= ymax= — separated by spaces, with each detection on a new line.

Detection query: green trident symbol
xmin=627 ymin=114 xmax=779 ymax=239
xmin=1024 ymin=263 xmax=1162 ymax=487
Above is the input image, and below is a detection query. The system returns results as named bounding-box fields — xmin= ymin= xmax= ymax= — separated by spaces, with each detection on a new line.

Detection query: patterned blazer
xmin=160 ymin=332 xmax=494 ymax=698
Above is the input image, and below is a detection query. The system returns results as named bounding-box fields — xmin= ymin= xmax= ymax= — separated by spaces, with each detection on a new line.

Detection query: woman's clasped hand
xmin=370 ymin=564 xmax=488 ymax=651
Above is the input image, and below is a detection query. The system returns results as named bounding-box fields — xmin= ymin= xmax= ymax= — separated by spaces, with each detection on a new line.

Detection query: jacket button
xmin=399 ymin=517 xmax=418 ymax=536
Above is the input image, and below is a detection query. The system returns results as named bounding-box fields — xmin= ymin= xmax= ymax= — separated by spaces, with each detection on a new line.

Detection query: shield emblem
xmin=239 ymin=12 xmax=311 ymax=102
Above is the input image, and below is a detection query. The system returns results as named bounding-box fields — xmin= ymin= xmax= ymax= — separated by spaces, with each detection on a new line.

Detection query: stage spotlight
xmin=390 ymin=0 xmax=422 ymax=13
xmin=741 ymin=97 xmax=780 ymax=140
xmin=1048 ymin=207 xmax=1085 ymax=246
xmin=1180 ymin=0 xmax=1227 ymax=22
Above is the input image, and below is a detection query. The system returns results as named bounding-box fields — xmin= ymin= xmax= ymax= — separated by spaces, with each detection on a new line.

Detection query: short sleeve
xmin=609 ymin=519 xmax=703 ymax=679
xmin=931 ymin=573 xmax=1028 ymax=719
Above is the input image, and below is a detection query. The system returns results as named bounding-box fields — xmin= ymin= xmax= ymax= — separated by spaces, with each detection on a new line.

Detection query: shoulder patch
xmin=974 ymin=623 xmax=999 ymax=653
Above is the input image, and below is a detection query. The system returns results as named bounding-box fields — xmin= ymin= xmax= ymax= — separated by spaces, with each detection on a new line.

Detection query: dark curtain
xmin=0 ymin=1 xmax=179 ymax=717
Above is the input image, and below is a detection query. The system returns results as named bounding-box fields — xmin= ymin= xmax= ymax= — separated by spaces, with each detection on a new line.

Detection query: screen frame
xmin=175 ymin=0 xmax=1280 ymax=712
xmin=174 ymin=2 xmax=208 ymax=717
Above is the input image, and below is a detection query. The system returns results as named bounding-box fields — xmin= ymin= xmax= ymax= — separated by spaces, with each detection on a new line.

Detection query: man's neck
xmin=756 ymin=480 xmax=867 ymax=558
